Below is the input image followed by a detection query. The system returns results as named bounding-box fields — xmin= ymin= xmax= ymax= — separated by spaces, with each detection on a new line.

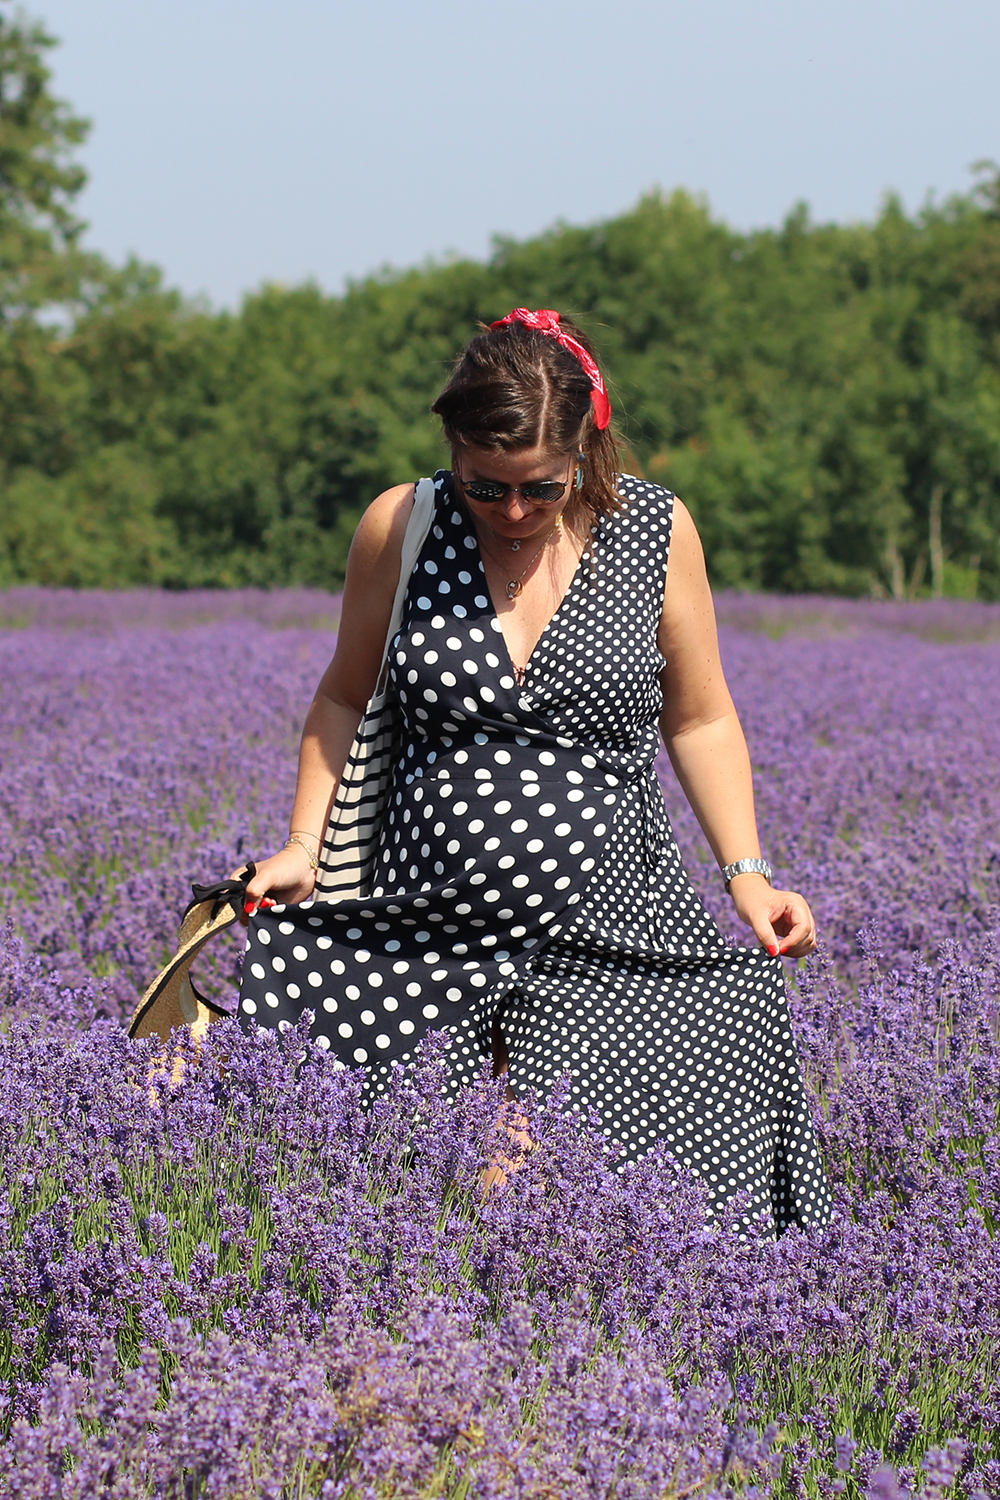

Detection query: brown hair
xmin=431 ymin=314 xmax=622 ymax=519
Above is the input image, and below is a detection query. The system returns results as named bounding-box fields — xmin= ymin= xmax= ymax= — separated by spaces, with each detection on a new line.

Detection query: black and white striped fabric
xmin=240 ymin=471 xmax=833 ymax=1236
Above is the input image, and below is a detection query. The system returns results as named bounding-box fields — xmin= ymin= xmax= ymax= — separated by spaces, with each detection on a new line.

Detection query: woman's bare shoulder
xmin=349 ymin=482 xmax=417 ymax=568
xmin=321 ymin=484 xmax=420 ymax=708
xmin=658 ymin=494 xmax=718 ymax=654
xmin=665 ymin=496 xmax=710 ymax=596
xmin=668 ymin=495 xmax=700 ymax=555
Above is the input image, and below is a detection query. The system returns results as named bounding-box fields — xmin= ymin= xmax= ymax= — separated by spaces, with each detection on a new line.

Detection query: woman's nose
xmin=501 ymin=490 xmax=534 ymax=520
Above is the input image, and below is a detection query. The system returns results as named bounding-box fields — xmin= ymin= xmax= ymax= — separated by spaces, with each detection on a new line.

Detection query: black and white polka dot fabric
xmin=240 ymin=471 xmax=832 ymax=1236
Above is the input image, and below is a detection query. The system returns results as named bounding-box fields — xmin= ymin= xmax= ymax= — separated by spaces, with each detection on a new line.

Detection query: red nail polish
xmin=768 ymin=943 xmax=779 ymax=956
xmin=243 ymin=901 xmax=255 ymax=914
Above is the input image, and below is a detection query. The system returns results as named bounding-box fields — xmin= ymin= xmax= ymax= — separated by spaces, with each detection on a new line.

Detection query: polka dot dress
xmin=240 ymin=472 xmax=833 ymax=1236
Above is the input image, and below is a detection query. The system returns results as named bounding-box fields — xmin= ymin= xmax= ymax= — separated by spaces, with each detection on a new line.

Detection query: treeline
xmin=2 ymin=16 xmax=1000 ymax=597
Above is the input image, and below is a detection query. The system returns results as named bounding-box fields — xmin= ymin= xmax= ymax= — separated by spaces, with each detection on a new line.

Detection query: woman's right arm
xmin=239 ymin=482 xmax=416 ymax=912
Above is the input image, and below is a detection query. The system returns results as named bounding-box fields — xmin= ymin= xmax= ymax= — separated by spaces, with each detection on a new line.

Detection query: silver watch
xmin=722 ymin=858 xmax=772 ymax=892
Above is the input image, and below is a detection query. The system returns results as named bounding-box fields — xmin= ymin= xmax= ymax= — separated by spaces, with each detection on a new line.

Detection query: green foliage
xmin=0 ymin=12 xmax=999 ymax=594
xmin=0 ymin=6 xmax=96 ymax=317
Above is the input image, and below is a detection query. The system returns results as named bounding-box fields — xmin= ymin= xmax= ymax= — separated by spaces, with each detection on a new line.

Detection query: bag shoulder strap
xmin=375 ymin=476 xmax=436 ymax=689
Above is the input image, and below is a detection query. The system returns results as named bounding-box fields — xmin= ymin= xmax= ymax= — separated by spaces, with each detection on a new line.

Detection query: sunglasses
xmin=457 ymin=458 xmax=581 ymax=507
xmin=464 ymin=480 xmax=569 ymax=510
xmin=460 ymin=476 xmax=569 ymax=505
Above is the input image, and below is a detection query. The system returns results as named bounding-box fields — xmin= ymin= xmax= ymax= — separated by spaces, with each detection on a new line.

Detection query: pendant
xmin=506 ymin=579 xmax=523 ymax=599
xmin=510 ymin=540 xmax=521 ymax=551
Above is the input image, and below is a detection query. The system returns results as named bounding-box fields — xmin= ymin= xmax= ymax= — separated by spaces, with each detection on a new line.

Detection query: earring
xmin=574 ymin=456 xmax=585 ymax=491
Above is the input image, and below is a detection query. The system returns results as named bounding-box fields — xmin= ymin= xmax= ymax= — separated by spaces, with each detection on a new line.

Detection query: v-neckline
xmin=448 ymin=473 xmax=594 ymax=687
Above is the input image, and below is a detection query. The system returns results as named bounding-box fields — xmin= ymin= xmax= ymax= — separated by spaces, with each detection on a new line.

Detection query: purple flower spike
xmin=836 ymin=1433 xmax=858 ymax=1472
xmin=867 ymin=1463 xmax=913 ymax=1500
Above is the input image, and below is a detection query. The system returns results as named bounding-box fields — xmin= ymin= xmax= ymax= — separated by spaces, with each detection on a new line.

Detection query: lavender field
xmin=2 ymin=587 xmax=1000 ymax=1498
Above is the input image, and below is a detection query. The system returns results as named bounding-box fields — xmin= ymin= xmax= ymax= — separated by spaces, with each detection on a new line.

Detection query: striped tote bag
xmin=313 ymin=477 xmax=436 ymax=902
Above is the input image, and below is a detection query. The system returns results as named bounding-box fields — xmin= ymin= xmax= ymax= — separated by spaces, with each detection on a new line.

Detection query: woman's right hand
xmin=232 ymin=845 xmax=317 ymax=916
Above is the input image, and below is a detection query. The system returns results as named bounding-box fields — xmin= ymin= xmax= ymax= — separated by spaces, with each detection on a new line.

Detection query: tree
xmin=0 ymin=6 xmax=95 ymax=315
xmin=1 ymin=13 xmax=999 ymax=595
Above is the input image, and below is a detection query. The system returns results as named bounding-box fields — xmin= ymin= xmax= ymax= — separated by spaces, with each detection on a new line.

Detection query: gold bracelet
xmin=284 ymin=834 xmax=319 ymax=872
xmin=288 ymin=828 xmax=320 ymax=850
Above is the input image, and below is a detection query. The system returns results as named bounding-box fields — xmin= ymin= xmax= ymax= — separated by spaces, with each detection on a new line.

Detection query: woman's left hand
xmin=727 ymin=874 xmax=817 ymax=958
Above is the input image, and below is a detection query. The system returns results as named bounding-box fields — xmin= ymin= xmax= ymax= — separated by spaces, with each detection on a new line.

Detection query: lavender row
xmin=714 ymin=594 xmax=1000 ymax=644
xmin=0 ymin=623 xmax=330 ymax=1012
xmin=3 ymin=615 xmax=998 ymax=1012
xmin=4 ymin=585 xmax=1000 ymax=642
xmin=662 ymin=629 xmax=1000 ymax=977
xmin=0 ymin=587 xmax=342 ymax=633
xmin=2 ymin=598 xmax=1000 ymax=1494
xmin=1 ymin=936 xmax=997 ymax=1494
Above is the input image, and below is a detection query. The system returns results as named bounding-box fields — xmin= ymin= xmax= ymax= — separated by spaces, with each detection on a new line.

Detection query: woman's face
xmin=454 ymin=444 xmax=577 ymax=544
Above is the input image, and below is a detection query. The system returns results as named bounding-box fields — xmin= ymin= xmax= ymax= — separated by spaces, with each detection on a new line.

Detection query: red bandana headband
xmin=489 ymin=307 xmax=612 ymax=430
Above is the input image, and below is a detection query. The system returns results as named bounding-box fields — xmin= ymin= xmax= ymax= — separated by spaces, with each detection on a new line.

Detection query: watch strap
xmin=722 ymin=857 xmax=772 ymax=891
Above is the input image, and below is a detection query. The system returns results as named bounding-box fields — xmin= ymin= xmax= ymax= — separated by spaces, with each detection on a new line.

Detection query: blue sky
xmin=31 ymin=0 xmax=1000 ymax=308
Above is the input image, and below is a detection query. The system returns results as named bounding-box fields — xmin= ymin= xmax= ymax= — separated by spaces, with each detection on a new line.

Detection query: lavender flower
xmin=3 ymin=588 xmax=999 ymax=1495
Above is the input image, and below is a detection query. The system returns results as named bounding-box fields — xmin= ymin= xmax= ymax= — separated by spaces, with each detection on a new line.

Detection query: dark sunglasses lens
xmin=521 ymin=482 xmax=566 ymax=503
xmin=464 ymin=481 xmax=508 ymax=503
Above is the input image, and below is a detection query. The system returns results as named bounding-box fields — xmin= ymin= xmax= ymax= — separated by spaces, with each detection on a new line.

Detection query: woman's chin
xmin=479 ymin=516 xmax=556 ymax=543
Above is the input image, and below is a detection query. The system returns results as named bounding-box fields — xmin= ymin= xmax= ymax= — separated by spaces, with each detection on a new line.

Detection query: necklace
xmin=481 ymin=518 xmax=562 ymax=599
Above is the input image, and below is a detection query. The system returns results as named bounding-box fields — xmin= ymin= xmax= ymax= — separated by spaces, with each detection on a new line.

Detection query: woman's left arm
xmin=657 ymin=499 xmax=816 ymax=958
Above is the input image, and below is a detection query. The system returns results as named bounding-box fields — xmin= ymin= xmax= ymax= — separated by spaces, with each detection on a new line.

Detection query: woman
xmin=238 ymin=308 xmax=832 ymax=1235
